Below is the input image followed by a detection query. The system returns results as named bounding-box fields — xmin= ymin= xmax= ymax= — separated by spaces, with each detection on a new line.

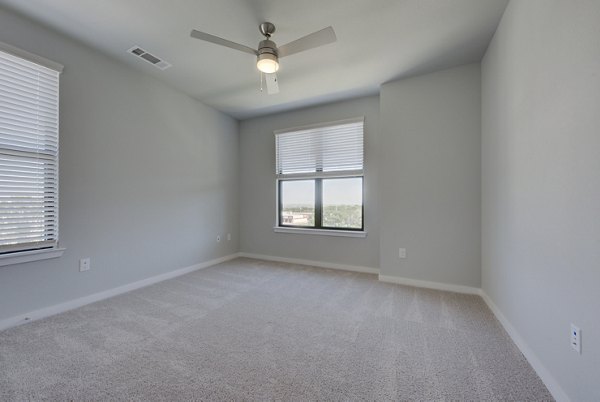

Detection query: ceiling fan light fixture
xmin=257 ymin=53 xmax=279 ymax=73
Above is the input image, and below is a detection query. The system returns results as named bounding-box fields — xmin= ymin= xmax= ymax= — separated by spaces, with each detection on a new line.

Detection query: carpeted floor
xmin=0 ymin=258 xmax=553 ymax=401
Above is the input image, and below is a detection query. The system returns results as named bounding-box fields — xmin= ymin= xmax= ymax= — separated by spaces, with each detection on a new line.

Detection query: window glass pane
xmin=322 ymin=178 xmax=363 ymax=229
xmin=280 ymin=180 xmax=315 ymax=227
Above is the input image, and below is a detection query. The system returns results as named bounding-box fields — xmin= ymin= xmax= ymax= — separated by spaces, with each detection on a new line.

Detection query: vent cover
xmin=127 ymin=46 xmax=172 ymax=70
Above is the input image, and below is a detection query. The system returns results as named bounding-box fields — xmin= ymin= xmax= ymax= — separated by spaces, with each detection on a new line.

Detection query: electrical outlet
xmin=571 ymin=324 xmax=581 ymax=354
xmin=79 ymin=258 xmax=91 ymax=272
xmin=216 ymin=235 xmax=221 ymax=242
xmin=399 ymin=248 xmax=406 ymax=259
xmin=227 ymin=233 xmax=231 ymax=241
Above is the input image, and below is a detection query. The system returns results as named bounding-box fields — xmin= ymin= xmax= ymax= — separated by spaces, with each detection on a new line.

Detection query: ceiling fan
xmin=190 ymin=22 xmax=336 ymax=94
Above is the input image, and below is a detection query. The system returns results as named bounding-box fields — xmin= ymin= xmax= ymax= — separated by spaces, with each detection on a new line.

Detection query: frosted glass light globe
xmin=257 ymin=53 xmax=279 ymax=73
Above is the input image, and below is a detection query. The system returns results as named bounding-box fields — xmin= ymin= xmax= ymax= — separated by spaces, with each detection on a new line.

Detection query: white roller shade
xmin=275 ymin=118 xmax=364 ymax=178
xmin=0 ymin=48 xmax=60 ymax=253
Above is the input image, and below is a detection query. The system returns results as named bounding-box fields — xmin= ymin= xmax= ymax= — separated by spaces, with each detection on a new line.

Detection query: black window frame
xmin=277 ymin=176 xmax=364 ymax=231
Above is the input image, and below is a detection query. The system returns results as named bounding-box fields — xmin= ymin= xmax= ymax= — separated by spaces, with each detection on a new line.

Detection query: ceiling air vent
xmin=127 ymin=46 xmax=172 ymax=70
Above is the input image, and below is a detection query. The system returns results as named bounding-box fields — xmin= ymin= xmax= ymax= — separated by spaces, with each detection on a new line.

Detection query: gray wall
xmin=481 ymin=1 xmax=600 ymax=400
xmin=239 ymin=96 xmax=380 ymax=269
xmin=379 ymin=64 xmax=481 ymax=287
xmin=0 ymin=8 xmax=239 ymax=322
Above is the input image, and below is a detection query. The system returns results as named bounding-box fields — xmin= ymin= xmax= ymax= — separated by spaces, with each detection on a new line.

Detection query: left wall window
xmin=0 ymin=45 xmax=62 ymax=255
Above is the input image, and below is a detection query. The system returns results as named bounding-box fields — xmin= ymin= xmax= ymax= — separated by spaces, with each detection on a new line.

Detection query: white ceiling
xmin=0 ymin=0 xmax=508 ymax=119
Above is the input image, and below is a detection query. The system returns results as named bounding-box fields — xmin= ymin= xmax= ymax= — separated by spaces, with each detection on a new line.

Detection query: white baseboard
xmin=0 ymin=253 xmax=239 ymax=332
xmin=378 ymin=274 xmax=481 ymax=295
xmin=238 ymin=252 xmax=379 ymax=275
xmin=480 ymin=290 xmax=570 ymax=402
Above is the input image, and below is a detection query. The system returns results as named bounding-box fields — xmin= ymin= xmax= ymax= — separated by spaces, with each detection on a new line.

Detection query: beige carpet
xmin=0 ymin=258 xmax=552 ymax=401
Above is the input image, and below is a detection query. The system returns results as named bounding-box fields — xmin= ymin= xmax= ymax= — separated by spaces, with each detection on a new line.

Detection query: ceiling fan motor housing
xmin=258 ymin=39 xmax=278 ymax=57
xmin=257 ymin=39 xmax=279 ymax=73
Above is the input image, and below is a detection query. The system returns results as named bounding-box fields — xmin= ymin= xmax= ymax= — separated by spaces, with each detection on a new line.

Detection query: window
xmin=275 ymin=117 xmax=364 ymax=232
xmin=0 ymin=44 xmax=62 ymax=255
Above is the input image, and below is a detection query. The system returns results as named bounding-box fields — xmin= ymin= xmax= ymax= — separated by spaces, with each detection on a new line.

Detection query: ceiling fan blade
xmin=278 ymin=26 xmax=336 ymax=58
xmin=190 ymin=29 xmax=257 ymax=56
xmin=265 ymin=73 xmax=279 ymax=95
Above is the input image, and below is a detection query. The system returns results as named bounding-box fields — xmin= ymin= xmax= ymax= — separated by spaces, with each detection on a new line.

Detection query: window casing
xmin=0 ymin=44 xmax=62 ymax=255
xmin=275 ymin=118 xmax=364 ymax=232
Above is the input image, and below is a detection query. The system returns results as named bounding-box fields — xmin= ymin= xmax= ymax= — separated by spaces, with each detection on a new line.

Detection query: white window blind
xmin=0 ymin=47 xmax=61 ymax=254
xmin=275 ymin=117 xmax=364 ymax=178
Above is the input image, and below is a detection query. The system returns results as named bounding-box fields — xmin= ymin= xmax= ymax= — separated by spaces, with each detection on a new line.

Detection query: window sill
xmin=273 ymin=227 xmax=367 ymax=238
xmin=0 ymin=247 xmax=65 ymax=267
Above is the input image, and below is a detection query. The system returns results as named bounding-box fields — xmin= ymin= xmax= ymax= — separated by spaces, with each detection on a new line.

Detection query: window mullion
xmin=277 ymin=180 xmax=282 ymax=227
xmin=315 ymin=178 xmax=323 ymax=228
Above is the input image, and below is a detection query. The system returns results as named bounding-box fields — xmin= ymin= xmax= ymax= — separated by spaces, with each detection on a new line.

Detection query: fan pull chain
xmin=260 ymin=72 xmax=264 ymax=92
